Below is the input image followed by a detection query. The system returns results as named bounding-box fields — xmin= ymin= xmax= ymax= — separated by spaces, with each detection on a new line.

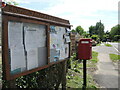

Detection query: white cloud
xmin=14 ymin=0 xmax=62 ymax=4
xmin=15 ymin=0 xmax=119 ymax=31
xmin=39 ymin=0 xmax=118 ymax=31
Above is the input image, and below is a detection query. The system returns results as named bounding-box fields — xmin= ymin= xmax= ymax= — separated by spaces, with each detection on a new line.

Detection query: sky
xmin=4 ymin=0 xmax=119 ymax=31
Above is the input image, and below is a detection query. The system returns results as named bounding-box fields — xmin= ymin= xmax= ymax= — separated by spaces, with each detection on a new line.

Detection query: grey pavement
xmin=92 ymin=43 xmax=119 ymax=88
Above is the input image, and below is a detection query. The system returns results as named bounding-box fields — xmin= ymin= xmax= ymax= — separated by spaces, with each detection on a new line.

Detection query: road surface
xmin=92 ymin=43 xmax=119 ymax=88
xmin=108 ymin=42 xmax=120 ymax=54
xmin=93 ymin=43 xmax=120 ymax=55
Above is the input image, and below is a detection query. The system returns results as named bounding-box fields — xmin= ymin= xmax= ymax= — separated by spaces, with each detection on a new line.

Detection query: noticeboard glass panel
xmin=8 ymin=21 xmax=47 ymax=75
xmin=50 ymin=26 xmax=70 ymax=62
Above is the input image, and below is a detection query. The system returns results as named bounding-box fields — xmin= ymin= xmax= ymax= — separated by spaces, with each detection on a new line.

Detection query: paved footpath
xmin=93 ymin=44 xmax=119 ymax=89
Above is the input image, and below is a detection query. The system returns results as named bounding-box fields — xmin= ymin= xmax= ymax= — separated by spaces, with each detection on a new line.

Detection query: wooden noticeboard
xmin=2 ymin=4 xmax=71 ymax=80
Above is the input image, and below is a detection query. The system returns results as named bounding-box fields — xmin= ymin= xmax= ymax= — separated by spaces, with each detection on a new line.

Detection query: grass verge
xmin=91 ymin=51 xmax=98 ymax=63
xmin=104 ymin=44 xmax=112 ymax=47
xmin=109 ymin=54 xmax=120 ymax=62
xmin=96 ymin=43 xmax=101 ymax=46
xmin=66 ymin=51 xmax=99 ymax=88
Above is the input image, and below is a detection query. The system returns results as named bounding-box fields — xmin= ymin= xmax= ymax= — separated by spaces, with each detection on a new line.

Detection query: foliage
xmin=91 ymin=51 xmax=98 ymax=63
xmin=89 ymin=21 xmax=105 ymax=41
xmin=104 ymin=44 xmax=112 ymax=47
xmin=75 ymin=26 xmax=84 ymax=35
xmin=110 ymin=24 xmax=120 ymax=36
xmin=91 ymin=35 xmax=99 ymax=41
xmin=110 ymin=24 xmax=120 ymax=41
xmin=71 ymin=29 xmax=76 ymax=32
xmin=89 ymin=25 xmax=96 ymax=36
xmin=3 ymin=0 xmax=18 ymax=5
xmin=109 ymin=54 xmax=120 ymax=62
xmin=82 ymin=31 xmax=90 ymax=38
xmin=66 ymin=51 xmax=99 ymax=88
xmin=113 ymin=35 xmax=120 ymax=41
xmin=72 ymin=25 xmax=90 ymax=38
xmin=3 ymin=62 xmax=65 ymax=88
xmin=95 ymin=21 xmax=105 ymax=40
xmin=96 ymin=43 xmax=101 ymax=46
xmin=103 ymin=35 xmax=109 ymax=41
xmin=67 ymin=62 xmax=98 ymax=88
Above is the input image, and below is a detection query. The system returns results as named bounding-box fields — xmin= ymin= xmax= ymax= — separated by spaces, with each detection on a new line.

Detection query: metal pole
xmin=83 ymin=60 xmax=87 ymax=89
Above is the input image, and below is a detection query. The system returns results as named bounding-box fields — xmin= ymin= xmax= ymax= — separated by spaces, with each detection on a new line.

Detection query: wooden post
xmin=62 ymin=61 xmax=66 ymax=90
xmin=8 ymin=79 xmax=17 ymax=88
xmin=2 ymin=79 xmax=17 ymax=88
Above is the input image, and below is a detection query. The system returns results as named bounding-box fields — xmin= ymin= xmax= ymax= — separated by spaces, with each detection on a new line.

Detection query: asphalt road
xmin=108 ymin=42 xmax=120 ymax=53
xmin=92 ymin=43 xmax=119 ymax=88
xmin=92 ymin=43 xmax=120 ymax=55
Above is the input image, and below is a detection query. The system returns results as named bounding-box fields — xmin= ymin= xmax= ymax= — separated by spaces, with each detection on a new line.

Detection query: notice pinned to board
xmin=24 ymin=26 xmax=46 ymax=50
xmin=10 ymin=46 xmax=26 ymax=73
xmin=27 ymin=48 xmax=38 ymax=70
xmin=66 ymin=28 xmax=71 ymax=34
xmin=65 ymin=35 xmax=71 ymax=43
xmin=8 ymin=21 xmax=47 ymax=75
xmin=50 ymin=26 xmax=70 ymax=62
xmin=8 ymin=21 xmax=23 ymax=49
xmin=8 ymin=21 xmax=26 ymax=74
xmin=50 ymin=25 xmax=56 ymax=33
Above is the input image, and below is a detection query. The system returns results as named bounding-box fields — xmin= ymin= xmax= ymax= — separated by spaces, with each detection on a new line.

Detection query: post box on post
xmin=77 ymin=38 xmax=92 ymax=89
xmin=78 ymin=38 xmax=92 ymax=60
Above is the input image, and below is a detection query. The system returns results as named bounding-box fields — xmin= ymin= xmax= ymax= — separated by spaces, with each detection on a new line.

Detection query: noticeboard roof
xmin=2 ymin=4 xmax=71 ymax=27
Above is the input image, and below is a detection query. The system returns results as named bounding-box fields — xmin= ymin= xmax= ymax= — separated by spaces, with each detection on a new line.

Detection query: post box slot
xmin=81 ymin=41 xmax=89 ymax=44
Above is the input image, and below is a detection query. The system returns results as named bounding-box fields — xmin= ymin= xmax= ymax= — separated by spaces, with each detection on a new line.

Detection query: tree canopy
xmin=75 ymin=25 xmax=84 ymax=35
xmin=89 ymin=25 xmax=96 ymax=36
xmin=110 ymin=24 xmax=120 ymax=41
xmin=89 ymin=20 xmax=104 ymax=40
xmin=110 ymin=24 xmax=120 ymax=36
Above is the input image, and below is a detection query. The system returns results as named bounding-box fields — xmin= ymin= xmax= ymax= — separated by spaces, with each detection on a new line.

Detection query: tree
xmin=113 ymin=35 xmax=120 ymax=41
xmin=110 ymin=24 xmax=120 ymax=41
xmin=3 ymin=0 xmax=18 ymax=5
xmin=75 ymin=25 xmax=84 ymax=35
xmin=110 ymin=24 xmax=120 ymax=36
xmin=89 ymin=20 xmax=105 ymax=41
xmin=102 ymin=31 xmax=110 ymax=41
xmin=71 ymin=29 xmax=76 ymax=32
xmin=95 ymin=20 xmax=104 ymax=40
xmin=89 ymin=25 xmax=96 ymax=36
xmin=71 ymin=29 xmax=77 ymax=34
xmin=91 ymin=35 xmax=99 ymax=41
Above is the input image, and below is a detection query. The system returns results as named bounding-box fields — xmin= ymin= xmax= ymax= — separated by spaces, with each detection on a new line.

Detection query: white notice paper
xmin=24 ymin=25 xmax=46 ymax=51
xmin=8 ymin=21 xmax=26 ymax=72
xmin=27 ymin=48 xmax=38 ymax=70
xmin=8 ymin=22 xmax=23 ymax=48
xmin=10 ymin=46 xmax=26 ymax=72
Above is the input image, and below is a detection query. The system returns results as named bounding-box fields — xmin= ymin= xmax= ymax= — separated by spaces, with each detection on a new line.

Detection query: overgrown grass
xmin=91 ymin=51 xmax=98 ymax=63
xmin=109 ymin=54 xmax=120 ymax=62
xmin=104 ymin=44 xmax=112 ymax=47
xmin=66 ymin=51 xmax=99 ymax=88
xmin=96 ymin=43 xmax=101 ymax=46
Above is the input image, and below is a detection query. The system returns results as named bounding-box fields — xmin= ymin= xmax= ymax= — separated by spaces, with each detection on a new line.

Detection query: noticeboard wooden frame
xmin=2 ymin=5 xmax=71 ymax=80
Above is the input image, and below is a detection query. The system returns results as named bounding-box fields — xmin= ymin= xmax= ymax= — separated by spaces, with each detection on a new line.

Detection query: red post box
xmin=78 ymin=39 xmax=92 ymax=60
